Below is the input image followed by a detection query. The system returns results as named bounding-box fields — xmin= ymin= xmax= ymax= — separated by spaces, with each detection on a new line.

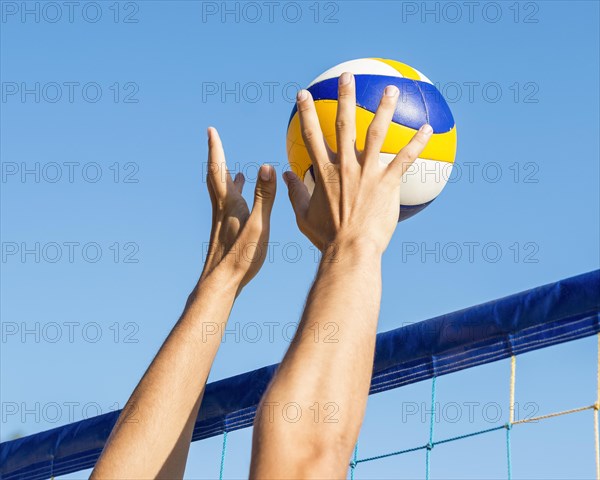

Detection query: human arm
xmin=91 ymin=128 xmax=276 ymax=479
xmin=250 ymin=73 xmax=432 ymax=478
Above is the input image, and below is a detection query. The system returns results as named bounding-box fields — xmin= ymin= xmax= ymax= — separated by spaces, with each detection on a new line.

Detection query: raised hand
xmin=283 ymin=72 xmax=432 ymax=255
xmin=92 ymin=127 xmax=277 ymax=480
xmin=201 ymin=127 xmax=276 ymax=290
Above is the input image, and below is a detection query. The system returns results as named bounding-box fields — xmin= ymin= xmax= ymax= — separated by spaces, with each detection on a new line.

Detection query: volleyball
xmin=286 ymin=58 xmax=457 ymax=221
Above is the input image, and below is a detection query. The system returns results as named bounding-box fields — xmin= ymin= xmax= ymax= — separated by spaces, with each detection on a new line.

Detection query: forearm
xmin=92 ymin=266 xmax=240 ymax=479
xmin=252 ymin=242 xmax=382 ymax=478
xmin=277 ymin=243 xmax=382 ymax=415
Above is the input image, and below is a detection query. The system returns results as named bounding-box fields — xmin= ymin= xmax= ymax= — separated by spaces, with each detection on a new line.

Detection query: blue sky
xmin=1 ymin=1 xmax=599 ymax=478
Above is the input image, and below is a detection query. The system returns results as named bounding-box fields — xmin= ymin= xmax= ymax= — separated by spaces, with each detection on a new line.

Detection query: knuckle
xmin=340 ymin=162 xmax=354 ymax=178
xmin=415 ymin=131 xmax=431 ymax=146
xmin=397 ymin=152 xmax=417 ymax=168
xmin=297 ymin=100 xmax=312 ymax=112
xmin=414 ymin=134 xmax=428 ymax=146
xmin=287 ymin=181 xmax=298 ymax=197
xmin=335 ymin=119 xmax=349 ymax=131
xmin=301 ymin=127 xmax=316 ymax=142
xmin=255 ymin=186 xmax=274 ymax=201
xmin=401 ymin=148 xmax=417 ymax=161
xmin=368 ymin=125 xmax=386 ymax=140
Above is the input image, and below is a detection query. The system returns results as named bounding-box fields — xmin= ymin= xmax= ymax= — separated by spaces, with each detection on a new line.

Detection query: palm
xmin=205 ymin=173 xmax=250 ymax=273
xmin=216 ymin=192 xmax=250 ymax=251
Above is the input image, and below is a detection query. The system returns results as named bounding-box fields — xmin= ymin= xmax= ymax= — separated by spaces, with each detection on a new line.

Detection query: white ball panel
xmin=413 ymin=67 xmax=434 ymax=84
xmin=398 ymin=156 xmax=452 ymax=205
xmin=303 ymin=154 xmax=452 ymax=207
xmin=304 ymin=168 xmax=316 ymax=194
xmin=308 ymin=58 xmax=403 ymax=87
xmin=379 ymin=153 xmax=451 ymax=205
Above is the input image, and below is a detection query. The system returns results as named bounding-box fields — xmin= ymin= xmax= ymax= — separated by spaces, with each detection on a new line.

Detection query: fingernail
xmin=420 ymin=124 xmax=433 ymax=135
xmin=339 ymin=72 xmax=352 ymax=85
xmin=297 ymin=89 xmax=308 ymax=101
xmin=384 ymin=85 xmax=399 ymax=97
xmin=260 ymin=164 xmax=272 ymax=181
xmin=282 ymin=171 xmax=290 ymax=186
xmin=207 ymin=126 xmax=214 ymax=138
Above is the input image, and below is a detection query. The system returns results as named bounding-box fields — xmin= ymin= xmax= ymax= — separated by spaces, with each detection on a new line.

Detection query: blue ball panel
xmin=288 ymin=75 xmax=455 ymax=134
xmin=399 ymin=200 xmax=435 ymax=221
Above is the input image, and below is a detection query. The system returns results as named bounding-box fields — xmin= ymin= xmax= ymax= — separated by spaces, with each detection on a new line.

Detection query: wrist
xmin=194 ymin=261 xmax=243 ymax=300
xmin=321 ymin=237 xmax=383 ymax=265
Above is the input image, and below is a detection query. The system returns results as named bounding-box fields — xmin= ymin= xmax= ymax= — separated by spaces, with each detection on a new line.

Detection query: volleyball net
xmin=1 ymin=270 xmax=599 ymax=480
xmin=350 ymin=337 xmax=599 ymax=480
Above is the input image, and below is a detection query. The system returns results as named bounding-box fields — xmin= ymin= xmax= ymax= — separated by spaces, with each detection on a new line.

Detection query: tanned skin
xmin=91 ymin=127 xmax=277 ymax=479
xmin=91 ymin=72 xmax=431 ymax=480
xmin=250 ymin=72 xmax=432 ymax=479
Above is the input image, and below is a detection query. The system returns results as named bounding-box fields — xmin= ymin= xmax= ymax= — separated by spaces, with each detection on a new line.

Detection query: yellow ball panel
xmin=372 ymin=58 xmax=421 ymax=80
xmin=286 ymin=139 xmax=313 ymax=180
xmin=286 ymin=101 xmax=457 ymax=179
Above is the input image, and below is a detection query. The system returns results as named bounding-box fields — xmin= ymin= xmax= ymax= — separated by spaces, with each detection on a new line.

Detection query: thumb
xmin=283 ymin=170 xmax=310 ymax=221
xmin=249 ymin=164 xmax=277 ymax=223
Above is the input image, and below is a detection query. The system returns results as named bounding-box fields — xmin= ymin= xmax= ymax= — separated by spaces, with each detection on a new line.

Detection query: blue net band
xmin=1 ymin=270 xmax=598 ymax=480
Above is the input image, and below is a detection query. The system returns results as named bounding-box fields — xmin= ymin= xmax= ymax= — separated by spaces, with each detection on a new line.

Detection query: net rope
xmin=219 ymin=431 xmax=228 ymax=480
xmin=347 ymin=333 xmax=600 ymax=479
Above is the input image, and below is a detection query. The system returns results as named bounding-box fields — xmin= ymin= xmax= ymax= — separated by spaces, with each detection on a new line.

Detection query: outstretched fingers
xmin=207 ymin=127 xmax=233 ymax=198
xmin=387 ymin=124 xmax=433 ymax=179
xmin=247 ymin=164 xmax=277 ymax=228
xmin=296 ymin=90 xmax=330 ymax=181
xmin=335 ymin=72 xmax=357 ymax=166
xmin=233 ymin=172 xmax=245 ymax=194
xmin=363 ymin=85 xmax=399 ymax=166
xmin=282 ymin=170 xmax=310 ymax=225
